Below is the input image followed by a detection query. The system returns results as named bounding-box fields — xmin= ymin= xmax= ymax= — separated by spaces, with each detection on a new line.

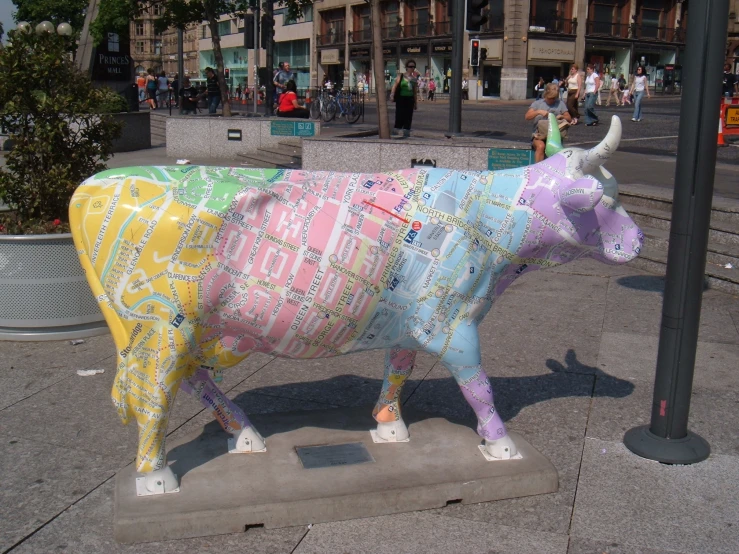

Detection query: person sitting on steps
xmin=276 ymin=80 xmax=310 ymax=119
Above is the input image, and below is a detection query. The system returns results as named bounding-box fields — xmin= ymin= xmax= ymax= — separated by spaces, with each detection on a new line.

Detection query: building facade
xmin=312 ymin=0 xmax=689 ymax=99
xmin=728 ymin=0 xmax=739 ymax=72
xmin=130 ymin=4 xmax=163 ymax=75
xmin=161 ymin=24 xmax=201 ymax=79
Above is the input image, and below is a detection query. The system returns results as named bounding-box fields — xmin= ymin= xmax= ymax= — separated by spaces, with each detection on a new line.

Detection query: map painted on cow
xmin=488 ymin=149 xmax=535 ymax=171
xmin=270 ymin=121 xmax=316 ymax=137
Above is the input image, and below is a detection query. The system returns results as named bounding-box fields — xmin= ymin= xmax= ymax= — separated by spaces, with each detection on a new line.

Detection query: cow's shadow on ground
xmin=167 ymin=348 xmax=635 ymax=478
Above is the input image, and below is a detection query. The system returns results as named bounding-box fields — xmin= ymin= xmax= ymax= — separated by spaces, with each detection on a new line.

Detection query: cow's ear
xmin=559 ymin=177 xmax=604 ymax=212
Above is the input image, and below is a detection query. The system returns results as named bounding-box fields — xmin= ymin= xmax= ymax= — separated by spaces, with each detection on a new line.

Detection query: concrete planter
xmin=111 ymin=111 xmax=151 ymax=152
xmin=0 ymin=234 xmax=108 ymax=341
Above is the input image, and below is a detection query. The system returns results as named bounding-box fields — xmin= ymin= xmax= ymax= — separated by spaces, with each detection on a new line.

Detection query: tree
xmin=370 ymin=0 xmax=390 ymax=139
xmin=0 ymin=28 xmax=122 ymax=234
xmin=12 ymin=0 xmax=89 ymax=35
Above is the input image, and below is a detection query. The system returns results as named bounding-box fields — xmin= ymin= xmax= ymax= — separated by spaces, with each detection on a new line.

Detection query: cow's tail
xmin=69 ymin=184 xmax=134 ymax=426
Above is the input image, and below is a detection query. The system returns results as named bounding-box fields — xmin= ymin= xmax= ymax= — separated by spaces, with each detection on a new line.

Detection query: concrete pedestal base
xmin=114 ymin=407 xmax=558 ymax=544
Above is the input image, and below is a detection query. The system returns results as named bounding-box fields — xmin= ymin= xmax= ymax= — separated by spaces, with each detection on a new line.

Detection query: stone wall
xmin=166 ymin=117 xmax=320 ymax=159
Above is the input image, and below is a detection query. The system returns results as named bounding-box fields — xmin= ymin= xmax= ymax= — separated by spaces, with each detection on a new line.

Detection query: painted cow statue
xmin=70 ymin=115 xmax=641 ymax=494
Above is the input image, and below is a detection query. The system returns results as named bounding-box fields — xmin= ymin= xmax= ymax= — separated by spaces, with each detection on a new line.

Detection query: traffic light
xmin=470 ymin=39 xmax=480 ymax=67
xmin=225 ymin=68 xmax=230 ymax=79
xmin=244 ymin=13 xmax=255 ymax=49
xmin=261 ymin=13 xmax=274 ymax=49
xmin=466 ymin=0 xmax=488 ymax=32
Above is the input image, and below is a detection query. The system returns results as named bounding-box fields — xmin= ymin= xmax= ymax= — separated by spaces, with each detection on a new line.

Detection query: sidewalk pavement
xmin=1 ymin=256 xmax=737 ymax=554
xmin=1 ymin=147 xmax=738 ymax=553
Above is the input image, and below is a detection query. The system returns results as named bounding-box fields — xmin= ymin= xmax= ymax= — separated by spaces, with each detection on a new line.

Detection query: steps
xmin=619 ymin=184 xmax=739 ymax=295
xmin=150 ymin=112 xmax=167 ymax=147
xmin=238 ymin=138 xmax=302 ymax=169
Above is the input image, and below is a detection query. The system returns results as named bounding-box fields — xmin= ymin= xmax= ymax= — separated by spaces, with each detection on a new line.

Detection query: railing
xmin=316 ymin=28 xmax=344 ymax=46
xmin=483 ymin=15 xmax=505 ymax=33
xmin=402 ymin=22 xmax=433 ymax=37
xmin=349 ymin=28 xmax=372 ymax=42
xmin=434 ymin=20 xmax=451 ymax=35
xmin=528 ymin=17 xmax=577 ymax=35
xmin=587 ymin=20 xmax=630 ymax=38
xmin=382 ymin=25 xmax=402 ymax=39
xmin=586 ymin=21 xmax=685 ymax=42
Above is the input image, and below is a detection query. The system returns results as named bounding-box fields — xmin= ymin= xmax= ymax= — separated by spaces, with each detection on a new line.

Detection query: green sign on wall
xmin=487 ymin=148 xmax=535 ymax=171
xmin=270 ymin=121 xmax=316 ymax=137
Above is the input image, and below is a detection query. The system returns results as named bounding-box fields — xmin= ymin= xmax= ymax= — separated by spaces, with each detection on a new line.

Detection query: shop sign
xmin=350 ymin=48 xmax=371 ymax=59
xmin=431 ymin=43 xmax=452 ymax=54
xmin=481 ymin=39 xmax=503 ymax=60
xmin=383 ymin=46 xmax=397 ymax=57
xmin=92 ymin=32 xmax=132 ymax=82
xmin=321 ymin=49 xmax=341 ymax=65
xmin=528 ymin=39 xmax=575 ymax=62
xmin=401 ymin=44 xmax=427 ymax=56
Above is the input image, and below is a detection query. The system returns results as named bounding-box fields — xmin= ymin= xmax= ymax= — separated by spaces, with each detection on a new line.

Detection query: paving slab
xmin=571 ymin=438 xmax=739 ymax=554
xmin=11 ymin=480 xmax=310 ymax=554
xmin=293 ymin=511 xmax=569 ymax=554
xmin=567 ymin=535 xmax=688 ymax=554
xmin=408 ymin=364 xmax=602 ymax=535
xmin=597 ymin=332 xmax=739 ymax=391
xmin=0 ymin=334 xmax=116 ymax=410
xmin=587 ymin=378 xmax=739 ymax=456
xmin=603 ymin=276 xmax=739 ymax=343
xmin=113 ymin=407 xmax=558 ymax=544
xmin=0 ymin=437 xmax=118 ymax=552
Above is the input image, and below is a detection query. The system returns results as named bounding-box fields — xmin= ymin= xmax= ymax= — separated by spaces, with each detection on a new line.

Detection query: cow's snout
xmin=592 ymin=203 xmax=644 ymax=264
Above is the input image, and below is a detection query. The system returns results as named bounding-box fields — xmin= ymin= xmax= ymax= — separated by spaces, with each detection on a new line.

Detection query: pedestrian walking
xmin=390 ymin=59 xmax=418 ymax=137
xmin=157 ymin=71 xmax=169 ymax=108
xmin=171 ymin=74 xmax=179 ymax=108
xmin=136 ymin=72 xmax=146 ymax=103
xmin=427 ymin=77 xmax=436 ymax=101
xmin=145 ymin=68 xmax=157 ymax=109
xmin=630 ymin=66 xmax=650 ymax=122
xmin=565 ymin=64 xmax=582 ymax=125
xmin=606 ymin=74 xmax=621 ymax=106
xmin=722 ymin=63 xmax=736 ymax=98
xmin=462 ymin=77 xmax=469 ymax=100
xmin=235 ymin=84 xmax=242 ymax=102
xmin=205 ymin=67 xmax=221 ymax=114
xmin=583 ymin=64 xmax=601 ymax=126
xmin=418 ymin=77 xmax=427 ymax=102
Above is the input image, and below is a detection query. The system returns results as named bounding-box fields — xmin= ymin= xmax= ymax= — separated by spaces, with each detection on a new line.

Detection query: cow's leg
xmin=372 ymin=348 xmax=416 ymax=442
xmin=181 ymin=367 xmax=265 ymax=452
xmin=430 ymin=326 xmax=517 ymax=459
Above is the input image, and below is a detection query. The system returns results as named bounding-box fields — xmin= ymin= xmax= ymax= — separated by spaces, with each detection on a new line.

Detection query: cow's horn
xmin=581 ymin=115 xmax=621 ymax=174
xmin=545 ymin=113 xmax=564 ymax=158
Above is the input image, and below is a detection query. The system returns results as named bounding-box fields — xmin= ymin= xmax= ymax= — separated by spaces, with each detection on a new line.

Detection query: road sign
xmin=725 ymin=106 xmax=739 ymax=126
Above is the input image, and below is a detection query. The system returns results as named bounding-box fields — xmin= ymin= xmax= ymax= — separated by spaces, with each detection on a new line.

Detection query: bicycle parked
xmin=309 ymin=87 xmax=363 ymax=124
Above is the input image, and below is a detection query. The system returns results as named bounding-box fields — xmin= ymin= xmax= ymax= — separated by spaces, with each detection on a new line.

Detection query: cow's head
xmin=528 ymin=114 xmax=642 ymax=265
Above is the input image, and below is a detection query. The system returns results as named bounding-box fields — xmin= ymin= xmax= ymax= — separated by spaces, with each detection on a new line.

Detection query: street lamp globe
xmin=57 ymin=22 xmax=73 ymax=36
xmin=35 ymin=21 xmax=55 ymax=35
xmin=16 ymin=21 xmax=31 ymax=33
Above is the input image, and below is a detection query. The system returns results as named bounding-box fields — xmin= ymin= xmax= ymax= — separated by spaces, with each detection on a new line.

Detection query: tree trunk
xmin=370 ymin=0 xmax=390 ymax=139
xmin=206 ymin=8 xmax=232 ymax=117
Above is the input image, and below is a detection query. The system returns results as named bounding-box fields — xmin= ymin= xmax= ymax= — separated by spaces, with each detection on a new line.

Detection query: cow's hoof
xmin=372 ymin=419 xmax=410 ymax=443
xmin=228 ymin=426 xmax=266 ymax=453
xmin=136 ymin=466 xmax=180 ymax=496
xmin=484 ymin=435 xmax=518 ymax=460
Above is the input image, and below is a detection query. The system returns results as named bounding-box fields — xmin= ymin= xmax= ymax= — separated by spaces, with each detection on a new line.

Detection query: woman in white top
xmin=606 ymin=74 xmax=621 ymax=107
xmin=630 ymin=66 xmax=651 ymax=122
xmin=565 ymin=64 xmax=582 ymax=124
xmin=583 ymin=64 xmax=601 ymax=126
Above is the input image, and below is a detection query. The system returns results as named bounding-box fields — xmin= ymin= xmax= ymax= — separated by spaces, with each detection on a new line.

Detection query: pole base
xmin=623 ymin=425 xmax=710 ymax=465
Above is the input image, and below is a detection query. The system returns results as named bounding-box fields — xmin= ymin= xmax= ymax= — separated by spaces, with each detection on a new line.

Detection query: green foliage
xmin=11 ymin=0 xmax=88 ymax=36
xmin=90 ymin=0 xmax=138 ymax=45
xmin=94 ymin=88 xmax=130 ymax=114
xmin=0 ymin=29 xmax=122 ymax=235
